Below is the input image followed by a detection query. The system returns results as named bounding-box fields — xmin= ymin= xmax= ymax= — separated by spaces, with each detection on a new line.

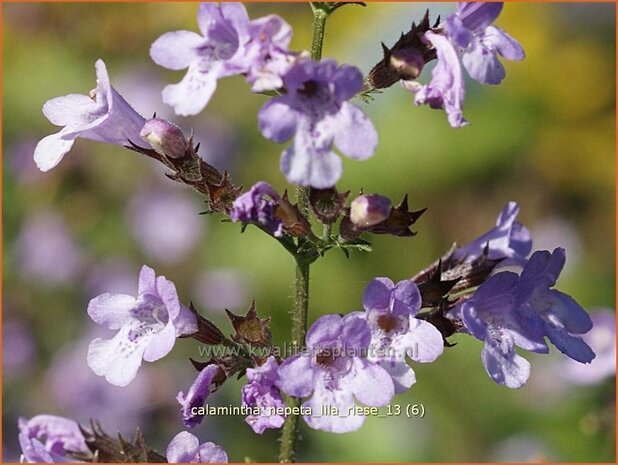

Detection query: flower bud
xmin=350 ymin=194 xmax=391 ymax=227
xmin=390 ymin=48 xmax=425 ymax=80
xmin=140 ymin=118 xmax=187 ymax=159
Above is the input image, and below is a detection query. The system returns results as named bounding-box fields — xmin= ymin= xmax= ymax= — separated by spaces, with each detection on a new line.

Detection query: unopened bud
xmin=350 ymin=194 xmax=391 ymax=227
xmin=390 ymin=48 xmax=425 ymax=80
xmin=140 ymin=118 xmax=187 ymax=159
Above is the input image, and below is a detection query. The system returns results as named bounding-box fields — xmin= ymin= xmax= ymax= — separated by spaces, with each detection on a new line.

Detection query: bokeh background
xmin=2 ymin=2 xmax=616 ymax=462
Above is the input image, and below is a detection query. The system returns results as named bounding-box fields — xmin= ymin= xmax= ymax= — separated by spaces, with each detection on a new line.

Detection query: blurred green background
xmin=2 ymin=2 xmax=615 ymax=462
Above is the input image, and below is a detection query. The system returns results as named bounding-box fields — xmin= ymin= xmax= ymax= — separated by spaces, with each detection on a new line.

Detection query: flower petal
xmin=198 ymin=442 xmax=229 ymax=463
xmin=174 ymin=304 xmax=199 ymax=337
xmin=42 ymin=94 xmax=103 ymax=127
xmin=481 ymin=328 xmax=530 ymax=388
xmin=397 ymin=318 xmax=444 ymax=363
xmin=546 ymin=325 xmax=595 ymax=363
xmin=362 ymin=277 xmax=394 ymax=312
xmin=166 ymin=431 xmax=200 ymax=463
xmin=150 ymin=31 xmax=205 ymax=70
xmin=343 ymin=358 xmax=394 ymax=407
xmin=143 ymin=322 xmax=176 ymax=362
xmin=138 ymin=265 xmax=157 ymax=295
xmin=375 ymin=358 xmax=416 ymax=393
xmin=33 ymin=131 xmax=77 ymax=172
xmin=87 ymin=333 xmax=146 ymax=387
xmin=87 ymin=293 xmax=136 ymax=329
xmin=280 ymin=142 xmax=342 ymax=189
xmin=462 ymin=40 xmax=506 ymax=85
xmin=162 ymin=64 xmax=220 ymax=116
xmin=303 ymin=379 xmax=364 ymax=433
xmin=258 ymin=97 xmax=298 ymax=143
xmin=485 ymin=26 xmax=525 ymax=61
xmin=306 ymin=314 xmax=343 ymax=348
xmin=276 ymin=355 xmax=317 ymax=398
xmin=332 ymin=102 xmax=377 ymax=160
xmin=156 ymin=275 xmax=181 ymax=320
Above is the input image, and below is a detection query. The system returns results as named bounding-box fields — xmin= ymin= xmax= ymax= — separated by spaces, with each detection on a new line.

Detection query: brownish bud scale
xmin=225 ymin=301 xmax=272 ymax=347
xmin=140 ymin=118 xmax=188 ymax=159
xmin=78 ymin=421 xmax=166 ymax=463
xmin=276 ymin=191 xmax=313 ymax=237
xmin=416 ymin=260 xmax=461 ymax=307
xmin=350 ymin=194 xmax=391 ymax=227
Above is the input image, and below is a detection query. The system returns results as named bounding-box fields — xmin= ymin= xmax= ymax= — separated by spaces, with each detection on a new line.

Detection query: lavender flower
xmin=18 ymin=415 xmax=89 ymax=460
xmin=2 ymin=319 xmax=35 ymax=378
xmin=403 ymin=31 xmax=467 ymax=128
xmin=349 ymin=194 xmax=391 ymax=228
xmin=150 ymin=2 xmax=292 ymax=116
xmin=87 ymin=265 xmax=198 ymax=386
xmin=15 ymin=210 xmax=85 ymax=286
xmin=241 ymin=356 xmax=286 ymax=434
xmin=177 ymin=364 xmax=221 ymax=428
xmin=258 ymin=58 xmax=378 ymax=188
xmin=459 ymin=248 xmax=594 ymax=388
xmin=452 ymin=201 xmax=532 ymax=266
xmin=34 ymin=59 xmax=146 ymax=172
xmin=277 ymin=314 xmax=394 ymax=433
xmin=230 ymin=181 xmax=283 ymax=237
xmin=19 ymin=435 xmax=67 ymax=463
xmin=445 ymin=2 xmax=525 ymax=85
xmin=166 ymin=431 xmax=228 ymax=463
xmin=355 ymin=278 xmax=444 ymax=392
xmin=563 ymin=310 xmax=616 ymax=385
xmin=127 ymin=187 xmax=205 ymax=265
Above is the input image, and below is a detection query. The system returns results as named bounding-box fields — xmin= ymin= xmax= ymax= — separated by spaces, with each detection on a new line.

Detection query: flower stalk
xmin=278 ymin=4 xmax=330 ymax=462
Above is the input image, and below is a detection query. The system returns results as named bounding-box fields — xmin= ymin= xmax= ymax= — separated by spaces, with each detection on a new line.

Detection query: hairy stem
xmin=278 ymin=5 xmax=329 ymax=463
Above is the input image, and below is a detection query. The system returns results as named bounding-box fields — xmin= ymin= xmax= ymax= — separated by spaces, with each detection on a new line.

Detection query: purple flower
xmin=18 ymin=415 xmax=88 ymax=460
xmin=445 ymin=2 xmax=525 ymax=85
xmin=452 ymin=201 xmax=532 ymax=266
xmin=15 ymin=210 xmax=85 ymax=286
xmin=258 ymin=58 xmax=378 ymax=188
xmin=177 ymin=364 xmax=221 ymax=428
xmin=459 ymin=248 xmax=594 ymax=388
xmin=2 ymin=319 xmax=35 ymax=378
xmin=563 ymin=310 xmax=616 ymax=385
xmin=349 ymin=194 xmax=391 ymax=228
xmin=277 ymin=314 xmax=394 ymax=433
xmin=127 ymin=187 xmax=205 ymax=265
xmin=243 ymin=14 xmax=293 ymax=92
xmin=241 ymin=356 xmax=286 ymax=434
xmin=229 ymin=181 xmax=283 ymax=237
xmin=150 ymin=3 xmax=292 ymax=116
xmin=356 ymin=278 xmax=444 ymax=392
xmin=19 ymin=435 xmax=67 ymax=463
xmin=403 ymin=31 xmax=467 ymax=128
xmin=518 ymin=249 xmax=595 ymax=363
xmin=34 ymin=59 xmax=146 ymax=172
xmin=166 ymin=431 xmax=227 ymax=463
xmin=87 ymin=265 xmax=198 ymax=386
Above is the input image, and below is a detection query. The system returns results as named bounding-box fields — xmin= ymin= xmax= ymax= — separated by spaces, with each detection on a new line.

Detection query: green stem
xmin=278 ymin=5 xmax=329 ymax=463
